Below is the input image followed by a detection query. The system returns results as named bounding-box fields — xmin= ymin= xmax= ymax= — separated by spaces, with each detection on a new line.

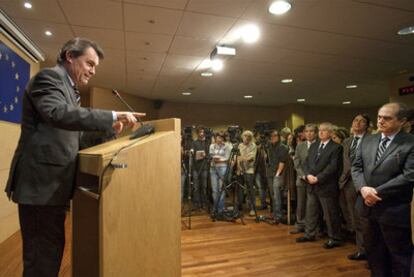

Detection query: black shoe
xmin=290 ymin=229 xmax=305 ymax=234
xmin=347 ymin=252 xmax=367 ymax=261
xmin=296 ymin=236 xmax=315 ymax=243
xmin=323 ymin=239 xmax=343 ymax=249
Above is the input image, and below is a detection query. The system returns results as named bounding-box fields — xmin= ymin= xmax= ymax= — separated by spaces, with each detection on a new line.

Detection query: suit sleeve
xmin=28 ymin=69 xmax=114 ymax=132
xmin=316 ymin=145 xmax=342 ymax=184
xmin=351 ymin=140 xmax=368 ymax=191
xmin=338 ymin=140 xmax=351 ymax=187
xmin=294 ymin=144 xmax=305 ymax=178
xmin=375 ymin=145 xmax=414 ymax=199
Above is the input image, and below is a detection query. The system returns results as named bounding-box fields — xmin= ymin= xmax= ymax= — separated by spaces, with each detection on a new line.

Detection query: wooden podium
xmin=72 ymin=118 xmax=181 ymax=277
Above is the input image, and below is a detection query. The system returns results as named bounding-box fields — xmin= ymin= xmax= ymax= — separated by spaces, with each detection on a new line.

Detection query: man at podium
xmin=4 ymin=37 xmax=145 ymax=277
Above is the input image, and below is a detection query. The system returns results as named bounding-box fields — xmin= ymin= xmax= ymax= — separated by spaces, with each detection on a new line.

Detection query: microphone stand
xmin=112 ymin=89 xmax=154 ymax=139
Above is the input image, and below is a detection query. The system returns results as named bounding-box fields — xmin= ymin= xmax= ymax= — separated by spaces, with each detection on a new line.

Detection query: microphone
xmin=112 ymin=89 xmax=155 ymax=139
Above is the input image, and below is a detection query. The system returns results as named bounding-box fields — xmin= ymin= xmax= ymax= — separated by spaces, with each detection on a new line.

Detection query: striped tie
xmin=375 ymin=137 xmax=389 ymax=163
xmin=349 ymin=136 xmax=360 ymax=161
xmin=73 ymin=86 xmax=81 ymax=104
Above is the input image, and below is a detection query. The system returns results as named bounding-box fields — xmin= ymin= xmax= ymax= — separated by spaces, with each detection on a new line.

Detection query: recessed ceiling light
xmin=240 ymin=24 xmax=260 ymax=43
xmin=269 ymin=1 xmax=292 ymax=15
xmin=342 ymin=101 xmax=351 ymax=105
xmin=281 ymin=78 xmax=293 ymax=84
xmin=182 ymin=92 xmax=191 ymax=96
xmin=345 ymin=84 xmax=358 ymax=89
xmin=201 ymin=72 xmax=213 ymax=77
xmin=244 ymin=95 xmax=253 ymax=99
xmin=297 ymin=98 xmax=305 ymax=102
xmin=398 ymin=26 xmax=414 ymax=35
xmin=45 ymin=30 xmax=53 ymax=36
xmin=23 ymin=2 xmax=32 ymax=9
xmin=211 ymin=59 xmax=223 ymax=71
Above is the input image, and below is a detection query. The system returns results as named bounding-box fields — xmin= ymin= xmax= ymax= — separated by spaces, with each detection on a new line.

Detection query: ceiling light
xmin=215 ymin=46 xmax=236 ymax=56
xmin=45 ymin=30 xmax=53 ymax=36
xmin=269 ymin=1 xmax=292 ymax=15
xmin=244 ymin=95 xmax=253 ymax=99
xmin=398 ymin=26 xmax=414 ymax=35
xmin=297 ymin=98 xmax=305 ymax=102
xmin=281 ymin=78 xmax=293 ymax=84
xmin=24 ymin=2 xmax=32 ymax=9
xmin=240 ymin=24 xmax=260 ymax=43
xmin=345 ymin=84 xmax=357 ymax=89
xmin=182 ymin=92 xmax=191 ymax=96
xmin=199 ymin=59 xmax=212 ymax=70
xmin=211 ymin=59 xmax=223 ymax=71
xmin=342 ymin=101 xmax=351 ymax=105
xmin=201 ymin=72 xmax=213 ymax=77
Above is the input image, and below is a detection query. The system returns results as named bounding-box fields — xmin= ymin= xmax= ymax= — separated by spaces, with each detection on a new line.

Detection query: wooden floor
xmin=0 ymin=213 xmax=369 ymax=277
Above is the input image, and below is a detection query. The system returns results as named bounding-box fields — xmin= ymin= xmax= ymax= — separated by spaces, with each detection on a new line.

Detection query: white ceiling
xmin=1 ymin=0 xmax=414 ymax=107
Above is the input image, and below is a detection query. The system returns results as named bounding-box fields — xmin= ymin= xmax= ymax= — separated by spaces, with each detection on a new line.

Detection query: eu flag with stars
xmin=0 ymin=40 xmax=30 ymax=124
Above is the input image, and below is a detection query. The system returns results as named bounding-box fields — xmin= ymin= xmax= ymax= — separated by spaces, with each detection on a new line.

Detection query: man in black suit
xmin=352 ymin=102 xmax=414 ymax=276
xmin=296 ymin=122 xmax=343 ymax=249
xmin=5 ymin=38 xmax=144 ymax=277
xmin=339 ymin=114 xmax=371 ymax=261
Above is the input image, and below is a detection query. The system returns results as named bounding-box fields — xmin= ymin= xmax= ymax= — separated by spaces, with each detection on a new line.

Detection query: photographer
xmin=237 ymin=130 xmax=258 ymax=216
xmin=209 ymin=131 xmax=231 ymax=215
xmin=191 ymin=126 xmax=210 ymax=211
xmin=266 ymin=130 xmax=289 ymax=224
xmin=254 ymin=132 xmax=270 ymax=210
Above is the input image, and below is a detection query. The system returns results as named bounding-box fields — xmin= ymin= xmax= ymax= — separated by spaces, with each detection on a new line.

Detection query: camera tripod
xmin=211 ymin=144 xmax=260 ymax=224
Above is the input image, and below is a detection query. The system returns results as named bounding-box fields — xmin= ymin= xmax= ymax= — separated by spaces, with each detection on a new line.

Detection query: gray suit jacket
xmin=338 ymin=135 xmax=366 ymax=189
xmin=5 ymin=65 xmax=114 ymax=205
xmin=293 ymin=141 xmax=310 ymax=179
xmin=351 ymin=131 xmax=414 ymax=227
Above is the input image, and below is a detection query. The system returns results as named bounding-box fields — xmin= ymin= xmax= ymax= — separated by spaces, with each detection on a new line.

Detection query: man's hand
xmin=360 ymin=186 xmax=382 ymax=206
xmin=112 ymin=121 xmax=124 ymax=134
xmin=115 ymin=112 xmax=146 ymax=126
xmin=306 ymin=174 xmax=318 ymax=185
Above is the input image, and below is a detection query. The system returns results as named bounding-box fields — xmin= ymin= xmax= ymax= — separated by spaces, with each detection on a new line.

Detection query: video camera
xmin=228 ymin=125 xmax=243 ymax=144
xmin=254 ymin=121 xmax=272 ymax=145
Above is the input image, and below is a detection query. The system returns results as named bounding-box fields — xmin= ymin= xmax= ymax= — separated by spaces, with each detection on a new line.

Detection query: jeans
xmin=271 ymin=176 xmax=283 ymax=220
xmin=192 ymin=169 xmax=208 ymax=209
xmin=181 ymin=171 xmax=186 ymax=203
xmin=255 ymin=174 xmax=267 ymax=208
xmin=210 ymin=166 xmax=227 ymax=213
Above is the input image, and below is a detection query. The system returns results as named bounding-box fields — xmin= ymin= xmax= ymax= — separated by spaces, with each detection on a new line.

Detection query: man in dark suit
xmin=296 ymin=122 xmax=343 ymax=249
xmin=339 ymin=114 xmax=371 ymax=261
xmin=5 ymin=38 xmax=144 ymax=277
xmin=352 ymin=102 xmax=414 ymax=276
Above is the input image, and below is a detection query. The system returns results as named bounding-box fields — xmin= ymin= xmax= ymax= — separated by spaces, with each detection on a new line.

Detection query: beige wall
xmin=88 ymin=87 xmax=159 ymax=120
xmin=0 ymin=34 xmax=40 ymax=243
xmin=390 ymin=72 xmax=414 ymax=107
xmin=157 ymin=101 xmax=379 ymax=131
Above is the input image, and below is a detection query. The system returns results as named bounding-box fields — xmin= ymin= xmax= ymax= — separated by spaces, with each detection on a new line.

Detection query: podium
xmin=72 ymin=118 xmax=181 ymax=277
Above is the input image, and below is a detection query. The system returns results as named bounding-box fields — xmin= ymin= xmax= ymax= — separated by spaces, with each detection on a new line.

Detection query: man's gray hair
xmin=319 ymin=122 xmax=334 ymax=132
xmin=57 ymin=37 xmax=104 ymax=65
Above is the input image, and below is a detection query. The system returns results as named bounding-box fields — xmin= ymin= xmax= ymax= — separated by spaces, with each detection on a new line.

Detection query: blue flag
xmin=0 ymin=40 xmax=30 ymax=123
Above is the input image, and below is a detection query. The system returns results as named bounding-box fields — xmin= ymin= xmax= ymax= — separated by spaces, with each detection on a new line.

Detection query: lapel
xmin=316 ymin=140 xmax=330 ymax=163
xmin=53 ymin=65 xmax=78 ymax=105
xmin=373 ymin=131 xmax=404 ymax=170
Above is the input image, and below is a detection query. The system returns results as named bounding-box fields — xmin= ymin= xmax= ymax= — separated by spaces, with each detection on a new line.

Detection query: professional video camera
xmin=254 ymin=121 xmax=272 ymax=145
xmin=204 ymin=128 xmax=213 ymax=141
xmin=227 ymin=125 xmax=243 ymax=144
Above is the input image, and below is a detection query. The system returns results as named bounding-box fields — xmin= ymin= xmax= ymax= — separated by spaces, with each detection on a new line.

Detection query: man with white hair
xmin=237 ymin=130 xmax=257 ymax=216
xmin=296 ymin=122 xmax=343 ymax=249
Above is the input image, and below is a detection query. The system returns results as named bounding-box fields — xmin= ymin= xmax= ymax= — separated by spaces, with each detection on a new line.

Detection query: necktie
xmin=73 ymin=86 xmax=81 ymax=105
xmin=349 ymin=136 xmax=360 ymax=161
xmin=316 ymin=143 xmax=324 ymax=160
xmin=375 ymin=137 xmax=390 ymax=163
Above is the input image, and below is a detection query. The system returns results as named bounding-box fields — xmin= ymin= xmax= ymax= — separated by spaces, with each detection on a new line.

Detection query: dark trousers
xmin=360 ymin=216 xmax=412 ymax=277
xmin=304 ymin=190 xmax=342 ymax=241
xmin=237 ymin=174 xmax=256 ymax=211
xmin=18 ymin=204 xmax=67 ymax=277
